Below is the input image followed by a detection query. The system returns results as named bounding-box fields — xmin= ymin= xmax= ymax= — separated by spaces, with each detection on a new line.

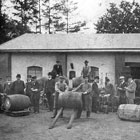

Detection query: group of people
xmin=0 ymin=60 xmax=138 ymax=118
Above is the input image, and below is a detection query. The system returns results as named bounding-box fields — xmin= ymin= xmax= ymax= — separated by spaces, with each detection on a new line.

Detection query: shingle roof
xmin=0 ymin=33 xmax=140 ymax=52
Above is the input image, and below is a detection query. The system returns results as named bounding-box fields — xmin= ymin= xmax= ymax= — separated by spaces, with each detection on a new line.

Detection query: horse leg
xmin=49 ymin=107 xmax=63 ymax=129
xmin=67 ymin=109 xmax=78 ymax=129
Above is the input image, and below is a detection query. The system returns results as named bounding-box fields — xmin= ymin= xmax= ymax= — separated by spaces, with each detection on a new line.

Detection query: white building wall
xmin=67 ymin=53 xmax=115 ymax=87
xmin=11 ymin=53 xmax=56 ymax=82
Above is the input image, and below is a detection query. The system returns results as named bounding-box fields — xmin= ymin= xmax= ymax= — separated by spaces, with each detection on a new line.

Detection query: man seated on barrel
xmin=51 ymin=76 xmax=69 ymax=118
xmin=73 ymin=76 xmax=92 ymax=118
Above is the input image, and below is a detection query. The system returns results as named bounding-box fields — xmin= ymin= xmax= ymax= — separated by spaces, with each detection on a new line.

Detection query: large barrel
xmin=4 ymin=94 xmax=31 ymax=111
xmin=118 ymin=104 xmax=140 ymax=121
xmin=58 ymin=91 xmax=83 ymax=109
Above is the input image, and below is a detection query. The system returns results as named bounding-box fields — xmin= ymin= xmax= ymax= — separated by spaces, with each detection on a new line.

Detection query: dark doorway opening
xmin=131 ymin=67 xmax=140 ymax=79
xmin=125 ymin=62 xmax=140 ymax=79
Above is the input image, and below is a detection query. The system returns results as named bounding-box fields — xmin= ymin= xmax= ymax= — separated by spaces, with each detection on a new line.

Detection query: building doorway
xmin=125 ymin=62 xmax=140 ymax=79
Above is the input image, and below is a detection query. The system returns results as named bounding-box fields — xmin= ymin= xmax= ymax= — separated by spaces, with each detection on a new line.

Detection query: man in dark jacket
xmin=10 ymin=74 xmax=25 ymax=94
xmin=25 ymin=75 xmax=33 ymax=109
xmin=52 ymin=61 xmax=63 ymax=77
xmin=92 ymin=76 xmax=100 ymax=113
xmin=31 ymin=76 xmax=41 ymax=113
xmin=117 ymin=76 xmax=127 ymax=105
xmin=44 ymin=72 xmax=55 ymax=111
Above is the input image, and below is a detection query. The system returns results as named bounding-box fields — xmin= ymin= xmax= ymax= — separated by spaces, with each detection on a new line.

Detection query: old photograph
xmin=0 ymin=0 xmax=140 ymax=140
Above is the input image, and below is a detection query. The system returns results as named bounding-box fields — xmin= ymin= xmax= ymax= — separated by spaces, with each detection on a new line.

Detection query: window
xmin=27 ymin=66 xmax=42 ymax=78
xmin=89 ymin=66 xmax=99 ymax=82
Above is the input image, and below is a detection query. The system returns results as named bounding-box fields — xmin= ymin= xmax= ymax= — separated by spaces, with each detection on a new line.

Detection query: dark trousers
xmin=92 ymin=97 xmax=99 ymax=112
xmin=32 ymin=93 xmax=40 ymax=113
xmin=47 ymin=94 xmax=53 ymax=111
xmin=119 ymin=95 xmax=127 ymax=105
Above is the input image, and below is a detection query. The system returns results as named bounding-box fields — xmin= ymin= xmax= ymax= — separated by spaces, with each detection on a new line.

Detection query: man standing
xmin=44 ymin=72 xmax=55 ymax=111
xmin=92 ymin=76 xmax=100 ymax=113
xmin=81 ymin=60 xmax=90 ymax=79
xmin=73 ymin=76 xmax=92 ymax=118
xmin=4 ymin=76 xmax=12 ymax=95
xmin=117 ymin=76 xmax=127 ymax=105
xmin=25 ymin=75 xmax=33 ymax=110
xmin=10 ymin=74 xmax=25 ymax=95
xmin=0 ymin=78 xmax=3 ymax=93
xmin=52 ymin=60 xmax=63 ymax=77
xmin=125 ymin=75 xmax=136 ymax=104
xmin=31 ymin=76 xmax=41 ymax=113
xmin=51 ymin=76 xmax=68 ymax=118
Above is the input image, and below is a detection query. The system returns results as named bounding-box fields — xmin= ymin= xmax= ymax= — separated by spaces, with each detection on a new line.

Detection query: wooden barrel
xmin=4 ymin=94 xmax=31 ymax=111
xmin=58 ymin=91 xmax=83 ymax=109
xmin=118 ymin=104 xmax=140 ymax=121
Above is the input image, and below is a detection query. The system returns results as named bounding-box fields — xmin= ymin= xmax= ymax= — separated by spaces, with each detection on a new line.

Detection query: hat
xmin=16 ymin=74 xmax=21 ymax=78
xmin=84 ymin=60 xmax=88 ymax=63
xmin=32 ymin=76 xmax=37 ymax=79
xmin=119 ymin=76 xmax=125 ymax=79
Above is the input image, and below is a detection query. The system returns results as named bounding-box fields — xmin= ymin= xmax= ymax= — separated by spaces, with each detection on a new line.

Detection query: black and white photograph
xmin=0 ymin=0 xmax=140 ymax=140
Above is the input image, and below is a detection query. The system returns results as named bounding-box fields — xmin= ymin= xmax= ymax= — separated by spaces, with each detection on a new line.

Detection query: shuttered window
xmin=27 ymin=66 xmax=42 ymax=78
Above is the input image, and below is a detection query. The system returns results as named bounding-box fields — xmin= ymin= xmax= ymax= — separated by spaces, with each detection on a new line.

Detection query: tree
xmin=11 ymin=0 xmax=39 ymax=33
xmin=42 ymin=0 xmax=86 ymax=34
xmin=42 ymin=0 xmax=65 ymax=34
xmin=95 ymin=1 xmax=140 ymax=33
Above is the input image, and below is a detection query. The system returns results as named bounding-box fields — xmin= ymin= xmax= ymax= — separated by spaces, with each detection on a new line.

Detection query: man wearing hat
xmin=51 ymin=76 xmax=68 ymax=118
xmin=52 ymin=60 xmax=63 ymax=78
xmin=10 ymin=74 xmax=25 ymax=95
xmin=124 ymin=75 xmax=136 ymax=104
xmin=73 ymin=76 xmax=92 ymax=117
xmin=4 ymin=76 xmax=12 ymax=95
xmin=92 ymin=76 xmax=100 ymax=113
xmin=117 ymin=76 xmax=127 ymax=105
xmin=31 ymin=76 xmax=41 ymax=113
xmin=81 ymin=60 xmax=90 ymax=79
xmin=44 ymin=72 xmax=55 ymax=111
xmin=25 ymin=75 xmax=33 ymax=109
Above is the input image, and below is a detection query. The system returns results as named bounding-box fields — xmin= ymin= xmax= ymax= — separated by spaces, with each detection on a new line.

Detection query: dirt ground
xmin=0 ymin=109 xmax=140 ymax=140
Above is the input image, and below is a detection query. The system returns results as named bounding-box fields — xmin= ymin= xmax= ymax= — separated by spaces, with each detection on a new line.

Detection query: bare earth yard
xmin=0 ymin=109 xmax=140 ymax=140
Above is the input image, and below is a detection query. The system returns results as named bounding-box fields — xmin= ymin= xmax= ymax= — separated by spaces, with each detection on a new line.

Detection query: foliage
xmin=95 ymin=1 xmax=140 ymax=33
xmin=42 ymin=0 xmax=86 ymax=33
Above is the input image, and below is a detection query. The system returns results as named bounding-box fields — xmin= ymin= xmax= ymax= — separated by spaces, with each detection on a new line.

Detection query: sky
xmin=3 ymin=0 xmax=140 ymax=33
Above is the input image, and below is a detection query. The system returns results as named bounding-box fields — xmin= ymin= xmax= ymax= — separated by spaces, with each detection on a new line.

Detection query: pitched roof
xmin=1 ymin=33 xmax=140 ymax=52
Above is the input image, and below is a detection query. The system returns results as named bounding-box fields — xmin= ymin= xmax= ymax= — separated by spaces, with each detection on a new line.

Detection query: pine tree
xmin=42 ymin=0 xmax=86 ymax=34
xmin=11 ymin=0 xmax=39 ymax=34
